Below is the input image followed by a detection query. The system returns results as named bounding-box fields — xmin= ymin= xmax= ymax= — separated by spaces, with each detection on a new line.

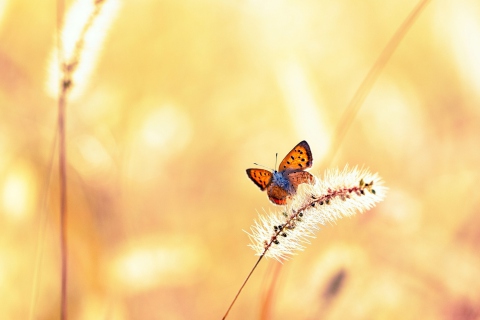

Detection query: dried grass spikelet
xmin=46 ymin=0 xmax=120 ymax=99
xmin=246 ymin=166 xmax=386 ymax=261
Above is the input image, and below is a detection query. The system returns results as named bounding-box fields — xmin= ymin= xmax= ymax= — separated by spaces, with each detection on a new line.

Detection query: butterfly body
xmin=246 ymin=141 xmax=315 ymax=205
xmin=271 ymin=170 xmax=296 ymax=195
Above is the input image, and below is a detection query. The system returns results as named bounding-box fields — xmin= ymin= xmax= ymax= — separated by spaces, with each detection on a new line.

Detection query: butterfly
xmin=246 ymin=140 xmax=315 ymax=205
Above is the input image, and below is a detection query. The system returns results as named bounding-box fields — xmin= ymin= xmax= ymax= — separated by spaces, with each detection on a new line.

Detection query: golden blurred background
xmin=1 ymin=0 xmax=480 ymax=319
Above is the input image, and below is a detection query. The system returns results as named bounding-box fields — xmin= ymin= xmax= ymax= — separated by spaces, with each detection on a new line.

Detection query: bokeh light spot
xmin=108 ymin=236 xmax=206 ymax=293
xmin=141 ymin=104 xmax=192 ymax=150
xmin=1 ymin=165 xmax=35 ymax=222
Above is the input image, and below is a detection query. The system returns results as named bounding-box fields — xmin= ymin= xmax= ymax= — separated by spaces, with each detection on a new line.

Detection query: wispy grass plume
xmin=47 ymin=0 xmax=120 ymax=99
xmin=247 ymin=166 xmax=386 ymax=261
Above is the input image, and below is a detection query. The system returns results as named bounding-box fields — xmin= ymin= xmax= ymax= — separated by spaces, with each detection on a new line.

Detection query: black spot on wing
xmin=246 ymin=169 xmax=270 ymax=190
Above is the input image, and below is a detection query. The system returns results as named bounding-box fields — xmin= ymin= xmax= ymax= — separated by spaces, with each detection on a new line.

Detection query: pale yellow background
xmin=1 ymin=0 xmax=480 ymax=319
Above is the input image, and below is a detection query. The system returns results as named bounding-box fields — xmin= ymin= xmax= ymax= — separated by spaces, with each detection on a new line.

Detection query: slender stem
xmin=325 ymin=0 xmax=432 ymax=166
xmin=28 ymin=129 xmax=58 ymax=320
xmin=259 ymin=262 xmax=282 ymax=320
xmin=56 ymin=0 xmax=67 ymax=318
xmin=222 ymin=255 xmax=264 ymax=320
xmin=58 ymin=90 xmax=68 ymax=320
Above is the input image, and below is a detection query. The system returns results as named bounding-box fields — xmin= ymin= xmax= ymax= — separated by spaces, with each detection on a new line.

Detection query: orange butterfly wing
xmin=246 ymin=168 xmax=272 ymax=191
xmin=278 ymin=140 xmax=313 ymax=172
xmin=285 ymin=171 xmax=315 ymax=189
xmin=266 ymin=184 xmax=289 ymax=205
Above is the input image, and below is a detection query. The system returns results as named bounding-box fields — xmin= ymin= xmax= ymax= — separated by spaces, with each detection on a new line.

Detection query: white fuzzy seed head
xmin=246 ymin=166 xmax=386 ymax=261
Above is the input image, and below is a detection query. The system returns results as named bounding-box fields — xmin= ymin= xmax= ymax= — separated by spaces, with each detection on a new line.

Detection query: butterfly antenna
xmin=253 ymin=162 xmax=275 ymax=171
xmin=253 ymin=153 xmax=278 ymax=171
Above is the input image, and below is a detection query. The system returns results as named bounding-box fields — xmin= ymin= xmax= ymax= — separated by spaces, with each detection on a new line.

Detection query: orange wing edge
xmin=246 ymin=168 xmax=272 ymax=191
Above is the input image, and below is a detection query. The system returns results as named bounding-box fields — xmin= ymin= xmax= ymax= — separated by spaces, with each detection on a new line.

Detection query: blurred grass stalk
xmin=42 ymin=0 xmax=119 ymax=319
xmin=325 ymin=0 xmax=432 ymax=167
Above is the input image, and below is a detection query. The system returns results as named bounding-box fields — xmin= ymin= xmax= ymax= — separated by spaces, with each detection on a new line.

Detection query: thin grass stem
xmin=56 ymin=0 xmax=68 ymax=319
xmin=325 ymin=0 xmax=432 ymax=166
xmin=222 ymin=254 xmax=264 ymax=320
xmin=58 ymin=86 xmax=68 ymax=320
xmin=28 ymin=128 xmax=58 ymax=320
